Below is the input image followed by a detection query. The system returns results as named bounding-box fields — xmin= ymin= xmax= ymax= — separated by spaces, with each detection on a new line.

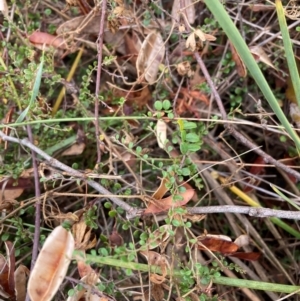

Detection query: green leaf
xmin=185 ymin=133 xmax=200 ymax=143
xmin=181 ymin=167 xmax=191 ymax=176
xmin=186 ymin=143 xmax=201 ymax=152
xmin=214 ymin=272 xmax=221 ymax=278
xmin=104 ymin=202 xmax=112 ymax=209
xmin=181 ymin=130 xmax=187 ymax=141
xmin=178 ymin=186 xmax=187 ymax=192
xmin=172 ymin=219 xmax=181 ymax=227
xmin=183 ymin=121 xmax=197 ymax=129
xmin=68 ymin=289 xmax=76 ymax=297
xmin=173 ymin=194 xmax=184 ymax=202
xmin=136 ymin=146 xmax=142 ymax=154
xmin=154 ymin=101 xmax=163 ymax=111
xmin=99 ymin=247 xmax=109 ymax=256
xmin=180 ymin=143 xmax=189 ymax=155
xmin=125 ymin=269 xmax=133 ymax=276
xmin=1 ymin=233 xmax=9 ymax=241
xmin=162 ymin=99 xmax=171 ymax=110
xmin=122 ymin=223 xmax=129 ymax=230
xmin=108 ymin=210 xmax=117 ymax=217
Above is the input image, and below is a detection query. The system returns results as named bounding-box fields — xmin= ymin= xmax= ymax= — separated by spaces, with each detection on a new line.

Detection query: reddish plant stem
xmin=25 ymin=125 xmax=41 ymax=301
xmin=94 ymin=0 xmax=107 ymax=164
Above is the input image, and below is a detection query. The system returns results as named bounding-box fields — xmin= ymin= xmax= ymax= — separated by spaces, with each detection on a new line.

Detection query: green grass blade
xmin=270 ymin=217 xmax=300 ymax=239
xmin=81 ymin=252 xmax=300 ymax=294
xmin=271 ymin=184 xmax=300 ymax=211
xmin=276 ymin=0 xmax=300 ymax=109
xmin=16 ymin=53 xmax=44 ymax=123
xmin=204 ymin=0 xmax=300 ymax=151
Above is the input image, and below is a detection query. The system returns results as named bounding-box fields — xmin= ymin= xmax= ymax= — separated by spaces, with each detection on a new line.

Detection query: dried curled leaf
xmin=186 ymin=30 xmax=216 ymax=51
xmin=139 ymin=251 xmax=168 ymax=284
xmin=144 ymin=189 xmax=195 ymax=214
xmin=72 ymin=218 xmax=97 ymax=251
xmin=28 ymin=32 xmax=67 ymax=50
xmin=156 ymin=120 xmax=167 ymax=148
xmin=28 ymin=226 xmax=75 ymax=301
xmin=289 ymin=102 xmax=300 ymax=128
xmin=234 ymin=234 xmax=249 ymax=248
xmin=249 ymin=45 xmax=276 ymax=70
xmin=136 ymin=31 xmax=165 ymax=84
xmin=14 ymin=265 xmax=29 ymax=301
xmin=151 ymin=177 xmax=169 ymax=200
xmin=61 ymin=142 xmax=86 ymax=156
xmin=229 ymin=42 xmax=247 ymax=77
xmin=185 ymin=33 xmax=196 ymax=51
xmin=147 ymin=225 xmax=172 ymax=249
xmin=177 ymin=61 xmax=193 ymax=77
xmin=56 ymin=15 xmax=101 ymax=35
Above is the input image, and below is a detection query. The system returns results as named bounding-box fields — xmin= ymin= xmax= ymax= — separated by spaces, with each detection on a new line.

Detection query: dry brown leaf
xmin=177 ymin=61 xmax=193 ymax=77
xmin=289 ymin=102 xmax=300 ymax=128
xmin=14 ymin=265 xmax=29 ymax=301
xmin=0 ymin=0 xmax=8 ymax=18
xmin=28 ymin=32 xmax=67 ymax=50
xmin=72 ymin=219 xmax=97 ymax=250
xmin=185 ymin=33 xmax=196 ymax=52
xmin=186 ymin=30 xmax=216 ymax=52
xmin=56 ymin=15 xmax=101 ymax=35
xmin=28 ymin=225 xmax=75 ymax=301
xmin=151 ymin=283 xmax=164 ymax=301
xmin=152 ymin=178 xmax=169 ymax=200
xmin=1 ymin=189 xmax=23 ymax=202
xmin=136 ymin=31 xmax=165 ymax=84
xmin=190 ymin=65 xmax=206 ymax=89
xmin=66 ymin=274 xmax=101 ymax=301
xmin=234 ymin=234 xmax=249 ymax=248
xmin=81 ymin=272 xmax=100 ymax=287
xmin=140 ymin=251 xmax=168 ymax=284
xmin=139 ymin=250 xmax=167 ymax=266
xmin=77 ymin=259 xmax=94 ymax=279
xmin=171 ymin=0 xmax=195 ymax=24
xmin=144 ymin=189 xmax=195 ymax=214
xmin=156 ymin=120 xmax=167 ymax=148
xmin=249 ymin=45 xmax=276 ymax=70
xmin=57 ymin=15 xmax=126 ymax=54
xmin=124 ymin=31 xmax=142 ymax=65
xmin=139 ymin=251 xmax=167 ymax=284
xmin=229 ymin=42 xmax=247 ymax=77
xmin=0 ymin=253 xmax=13 ymax=298
xmin=109 ymin=229 xmax=124 ymax=247
xmin=61 ymin=142 xmax=86 ymax=156
xmin=197 ymin=236 xmax=239 ymax=253
xmin=127 ymin=85 xmax=152 ymax=108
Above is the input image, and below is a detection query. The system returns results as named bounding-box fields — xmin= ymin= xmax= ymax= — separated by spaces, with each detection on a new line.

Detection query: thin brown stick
xmin=26 ymin=125 xmax=41 ymax=271
xmin=94 ymin=0 xmax=107 ymax=164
